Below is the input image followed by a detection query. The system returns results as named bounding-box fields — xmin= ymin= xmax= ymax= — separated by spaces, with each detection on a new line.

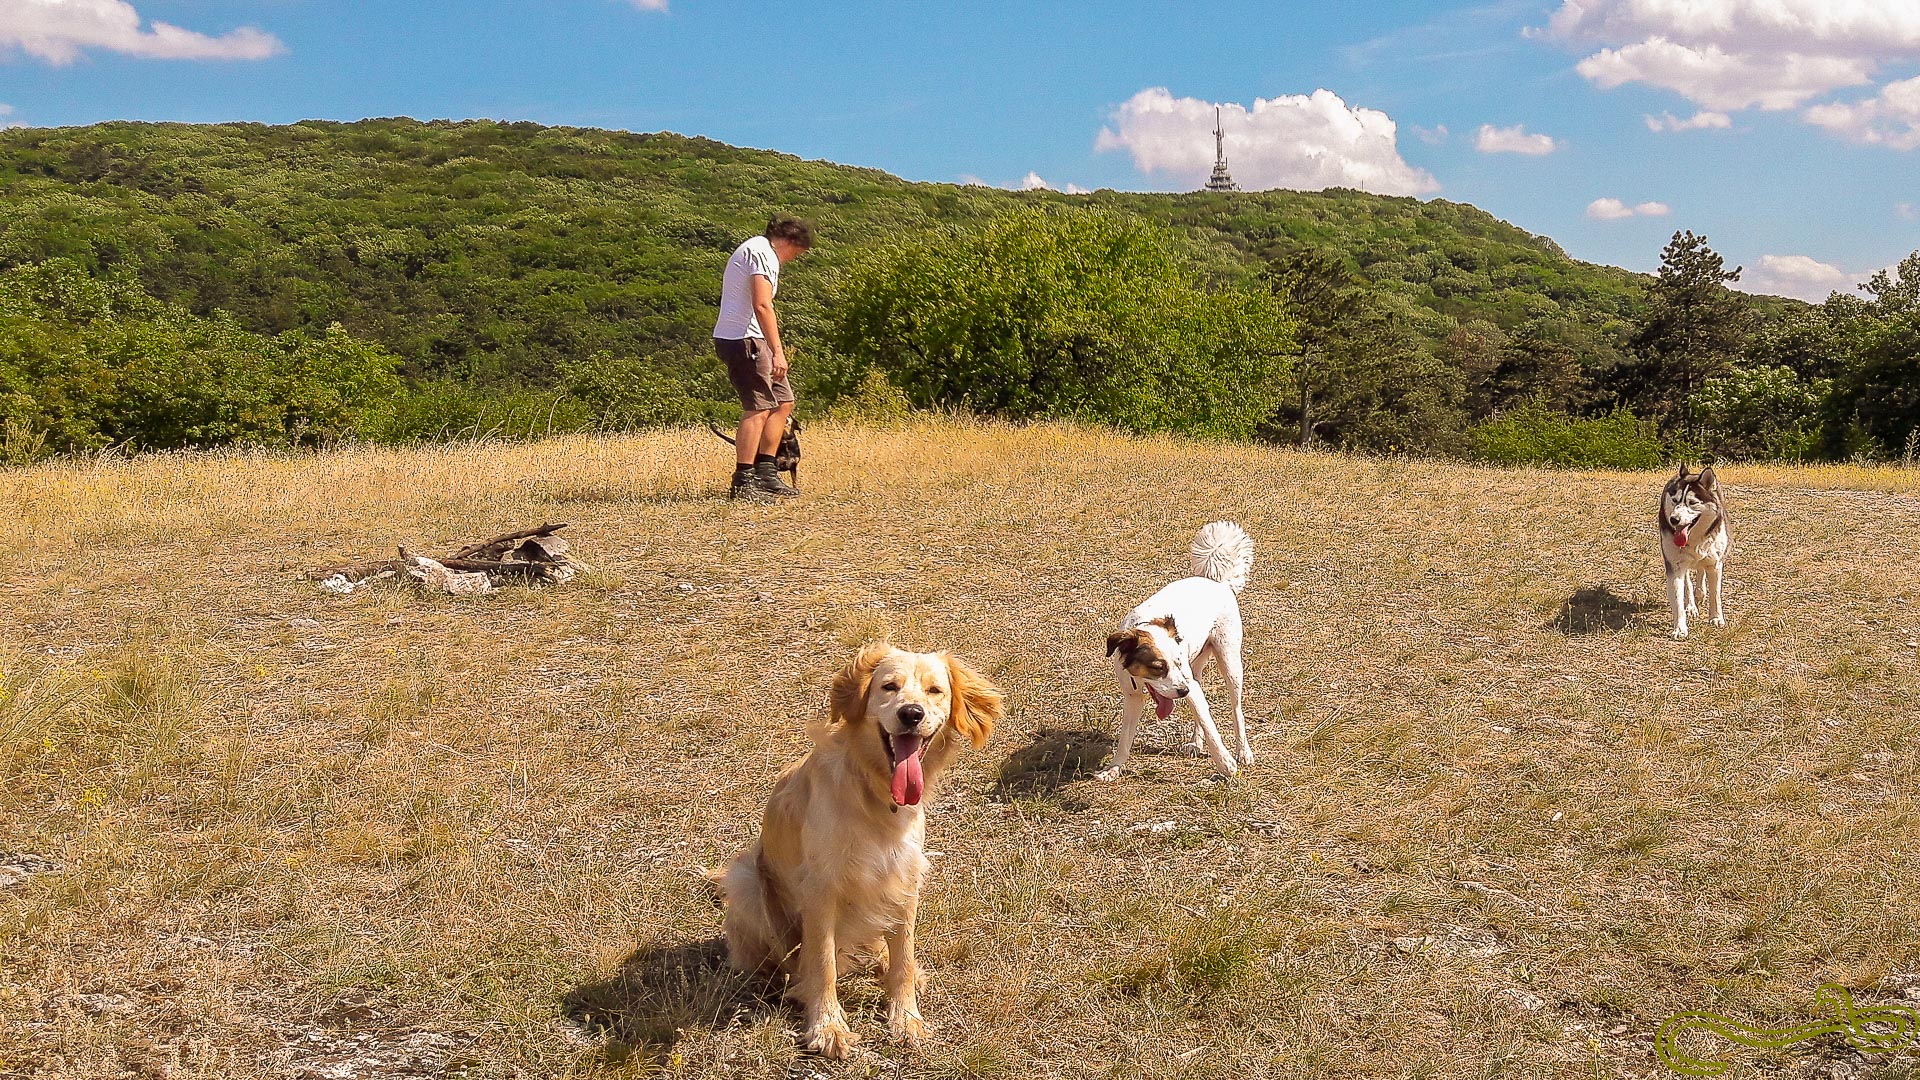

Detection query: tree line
xmin=0 ymin=119 xmax=1911 ymax=466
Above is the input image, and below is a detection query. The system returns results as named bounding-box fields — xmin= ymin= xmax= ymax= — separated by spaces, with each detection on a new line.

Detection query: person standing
xmin=714 ymin=216 xmax=813 ymax=500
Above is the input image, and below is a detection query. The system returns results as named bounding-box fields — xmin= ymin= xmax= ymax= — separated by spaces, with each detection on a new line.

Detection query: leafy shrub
xmin=1693 ymin=364 xmax=1828 ymax=460
xmin=824 ymin=366 xmax=913 ymax=425
xmin=557 ymin=350 xmax=715 ymax=430
xmin=1468 ymin=402 xmax=1666 ymax=469
xmin=361 ymin=380 xmax=596 ymax=443
xmin=828 ymin=209 xmax=1296 ymax=439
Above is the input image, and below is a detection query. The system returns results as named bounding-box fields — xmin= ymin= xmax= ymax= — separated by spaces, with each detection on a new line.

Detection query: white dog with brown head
xmin=1101 ymin=521 xmax=1255 ymax=781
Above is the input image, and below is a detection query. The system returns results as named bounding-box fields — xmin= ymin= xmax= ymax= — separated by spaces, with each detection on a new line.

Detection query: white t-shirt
xmin=713 ymin=235 xmax=780 ymax=340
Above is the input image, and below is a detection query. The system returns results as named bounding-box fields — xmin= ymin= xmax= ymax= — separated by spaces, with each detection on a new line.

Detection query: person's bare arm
xmin=751 ymin=276 xmax=788 ymax=379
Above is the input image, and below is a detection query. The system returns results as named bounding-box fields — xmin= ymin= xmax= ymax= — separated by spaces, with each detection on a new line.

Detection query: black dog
xmin=710 ymin=418 xmax=802 ymax=491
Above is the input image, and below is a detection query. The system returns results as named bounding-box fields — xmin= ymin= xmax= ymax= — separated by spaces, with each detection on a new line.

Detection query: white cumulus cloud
xmin=1412 ymin=123 xmax=1450 ymax=145
xmin=1574 ymin=39 xmax=1873 ymax=111
xmin=622 ymin=0 xmax=668 ymax=9
xmin=1018 ymin=171 xmax=1050 ymax=191
xmin=0 ymin=103 xmax=22 ymax=129
xmin=1805 ymin=74 xmax=1920 ymax=150
xmin=1474 ymin=123 xmax=1560 ymax=155
xmin=1644 ymin=109 xmax=1732 ymax=131
xmin=1094 ymin=87 xmax=1439 ymax=197
xmin=1899 ymin=202 xmax=1920 ymax=222
xmin=1537 ymin=0 xmax=1920 ymax=139
xmin=1587 ymin=197 xmax=1671 ymax=220
xmin=0 ymin=0 xmax=283 ymax=64
xmin=1540 ymin=1 xmax=1920 ymax=58
xmin=1738 ymin=253 xmax=1886 ymax=302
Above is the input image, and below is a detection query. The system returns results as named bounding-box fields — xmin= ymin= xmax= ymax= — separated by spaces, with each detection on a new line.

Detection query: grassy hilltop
xmin=3 ymin=420 xmax=1917 ymax=1078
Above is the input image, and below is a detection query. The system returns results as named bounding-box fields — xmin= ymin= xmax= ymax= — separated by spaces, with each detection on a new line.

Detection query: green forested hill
xmin=0 ymin=117 xmax=1650 ymax=394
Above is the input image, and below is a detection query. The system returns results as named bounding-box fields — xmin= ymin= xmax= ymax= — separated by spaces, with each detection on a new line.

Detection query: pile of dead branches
xmin=307 ymin=523 xmax=588 ymax=596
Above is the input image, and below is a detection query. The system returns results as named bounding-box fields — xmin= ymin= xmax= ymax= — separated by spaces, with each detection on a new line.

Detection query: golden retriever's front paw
xmin=804 ymin=1020 xmax=858 ymax=1059
xmin=888 ymin=1005 xmax=927 ymax=1045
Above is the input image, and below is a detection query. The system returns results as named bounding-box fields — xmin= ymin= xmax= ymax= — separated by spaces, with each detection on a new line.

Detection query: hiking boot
xmin=730 ymin=471 xmax=772 ymax=502
xmin=754 ymin=462 xmax=801 ymax=498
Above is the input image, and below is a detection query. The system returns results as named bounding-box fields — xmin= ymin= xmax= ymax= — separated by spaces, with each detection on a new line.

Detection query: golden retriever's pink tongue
xmin=891 ymin=733 xmax=925 ymax=806
xmin=1149 ymin=687 xmax=1176 ymax=720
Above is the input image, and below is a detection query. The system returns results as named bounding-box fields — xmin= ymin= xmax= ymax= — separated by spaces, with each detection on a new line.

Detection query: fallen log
xmin=452 ymin=522 xmax=569 ymax=561
xmin=311 ymin=523 xmax=584 ymax=595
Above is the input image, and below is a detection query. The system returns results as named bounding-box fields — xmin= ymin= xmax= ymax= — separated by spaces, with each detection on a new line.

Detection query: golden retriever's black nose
xmin=897 ymin=704 xmax=925 ymax=728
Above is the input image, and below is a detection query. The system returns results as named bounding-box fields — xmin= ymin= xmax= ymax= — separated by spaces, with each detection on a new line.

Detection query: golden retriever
xmin=711 ymin=642 xmax=1003 ymax=1058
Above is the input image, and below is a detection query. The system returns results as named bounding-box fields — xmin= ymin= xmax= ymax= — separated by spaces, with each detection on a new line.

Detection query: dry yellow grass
xmin=3 ymin=417 xmax=1918 ymax=1080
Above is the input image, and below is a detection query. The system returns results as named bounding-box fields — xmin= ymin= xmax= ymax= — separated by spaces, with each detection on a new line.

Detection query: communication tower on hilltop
xmin=1205 ymin=106 xmax=1239 ymax=192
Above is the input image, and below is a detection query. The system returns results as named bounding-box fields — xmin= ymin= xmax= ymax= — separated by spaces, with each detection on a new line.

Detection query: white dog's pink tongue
xmin=891 ymin=733 xmax=925 ymax=806
xmin=1149 ymin=687 xmax=1176 ymax=720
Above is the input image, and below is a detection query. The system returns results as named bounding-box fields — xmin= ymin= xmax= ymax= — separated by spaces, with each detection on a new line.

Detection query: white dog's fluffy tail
xmin=1190 ymin=521 xmax=1254 ymax=594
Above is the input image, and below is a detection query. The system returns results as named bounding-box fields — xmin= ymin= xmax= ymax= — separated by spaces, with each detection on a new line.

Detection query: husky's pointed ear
xmin=830 ymin=641 xmax=892 ymax=725
xmin=943 ymin=654 xmax=1003 ymax=749
xmin=1698 ymin=465 xmax=1718 ymax=491
xmin=1106 ymin=630 xmax=1136 ymax=657
xmin=1676 ymin=463 xmax=1691 ymax=480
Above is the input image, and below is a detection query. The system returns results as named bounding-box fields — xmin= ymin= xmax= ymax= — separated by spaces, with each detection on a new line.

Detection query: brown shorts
xmin=716 ymin=337 xmax=794 ymax=412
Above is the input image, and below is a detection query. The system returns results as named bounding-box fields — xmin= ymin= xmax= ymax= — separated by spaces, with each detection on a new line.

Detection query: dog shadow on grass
xmin=1550 ymin=585 xmax=1660 ymax=635
xmin=560 ymin=936 xmax=771 ymax=1065
xmin=990 ymin=728 xmax=1114 ymax=805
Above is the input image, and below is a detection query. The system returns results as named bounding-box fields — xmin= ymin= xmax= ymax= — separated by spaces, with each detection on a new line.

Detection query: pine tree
xmin=1261 ymin=248 xmax=1361 ymax=448
xmin=1631 ymin=231 xmax=1753 ymax=440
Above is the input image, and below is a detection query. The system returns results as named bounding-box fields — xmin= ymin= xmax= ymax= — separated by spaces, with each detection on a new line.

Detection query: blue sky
xmin=4 ymin=0 xmax=1918 ymax=299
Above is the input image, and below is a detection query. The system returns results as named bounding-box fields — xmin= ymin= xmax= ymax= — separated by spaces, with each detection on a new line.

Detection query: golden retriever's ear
xmin=943 ymin=654 xmax=1004 ymax=749
xmin=829 ymin=641 xmax=892 ymax=725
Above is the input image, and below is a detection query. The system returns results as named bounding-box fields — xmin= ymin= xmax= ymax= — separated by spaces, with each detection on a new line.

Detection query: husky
xmin=1100 ymin=521 xmax=1255 ymax=780
xmin=1659 ymin=465 xmax=1731 ymax=639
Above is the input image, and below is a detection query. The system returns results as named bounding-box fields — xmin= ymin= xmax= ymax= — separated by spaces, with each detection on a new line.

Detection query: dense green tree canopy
xmin=0 ymin=259 xmax=400 ymax=457
xmin=0 ymin=118 xmax=1650 ymax=395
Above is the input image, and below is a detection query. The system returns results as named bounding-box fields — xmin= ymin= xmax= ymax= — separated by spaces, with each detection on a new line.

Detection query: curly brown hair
xmin=764 ymin=215 xmax=815 ymax=250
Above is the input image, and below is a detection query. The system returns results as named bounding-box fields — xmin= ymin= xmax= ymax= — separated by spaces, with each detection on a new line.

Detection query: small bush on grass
xmin=1468 ymin=402 xmax=1667 ymax=469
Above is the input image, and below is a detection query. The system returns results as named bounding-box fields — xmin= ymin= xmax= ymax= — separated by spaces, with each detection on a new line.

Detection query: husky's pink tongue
xmin=1148 ymin=687 xmax=1176 ymax=720
xmin=1673 ymin=526 xmax=1688 ymax=548
xmin=890 ymin=732 xmax=925 ymax=806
